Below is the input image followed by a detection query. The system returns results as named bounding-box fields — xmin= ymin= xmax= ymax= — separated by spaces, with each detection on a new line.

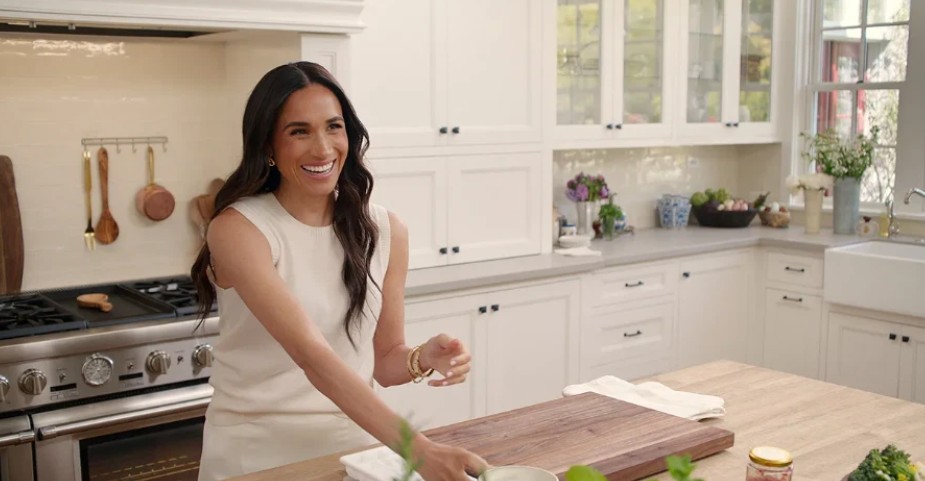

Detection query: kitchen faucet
xmin=904 ymin=187 xmax=925 ymax=205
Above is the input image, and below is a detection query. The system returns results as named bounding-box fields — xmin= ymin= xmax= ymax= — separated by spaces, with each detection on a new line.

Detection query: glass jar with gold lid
xmin=746 ymin=446 xmax=794 ymax=481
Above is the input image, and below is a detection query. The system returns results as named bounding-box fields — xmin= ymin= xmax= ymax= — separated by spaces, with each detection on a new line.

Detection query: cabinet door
xmin=377 ymin=295 xmax=478 ymax=430
xmin=826 ymin=313 xmax=902 ymax=398
xmin=445 ymin=0 xmax=542 ymax=145
xmin=446 ymin=152 xmax=542 ymax=264
xmin=677 ymin=251 xmax=751 ymax=368
xmin=368 ymin=157 xmax=447 ymax=269
xmin=482 ymin=280 xmax=581 ymax=415
xmin=581 ymin=300 xmax=675 ymax=382
xmin=733 ymin=0 xmax=777 ymax=139
xmin=763 ymin=289 xmax=823 ymax=379
xmin=349 ymin=0 xmax=447 ymax=147
xmin=899 ymin=325 xmax=925 ymax=404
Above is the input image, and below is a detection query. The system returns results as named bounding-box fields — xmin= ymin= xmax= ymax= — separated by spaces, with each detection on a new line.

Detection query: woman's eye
xmin=328 ymin=123 xmax=344 ymax=131
xmin=290 ymin=128 xmax=307 ymax=136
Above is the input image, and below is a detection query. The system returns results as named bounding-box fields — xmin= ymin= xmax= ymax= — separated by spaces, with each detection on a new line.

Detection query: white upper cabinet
xmin=0 ymin=0 xmax=366 ymax=32
xmin=677 ymin=0 xmax=779 ymax=143
xmin=351 ymin=0 xmax=542 ymax=149
xmin=554 ymin=0 xmax=677 ymax=146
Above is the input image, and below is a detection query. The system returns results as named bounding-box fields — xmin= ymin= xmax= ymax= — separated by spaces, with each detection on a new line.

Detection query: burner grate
xmin=0 ymin=294 xmax=87 ymax=340
xmin=127 ymin=277 xmax=216 ymax=316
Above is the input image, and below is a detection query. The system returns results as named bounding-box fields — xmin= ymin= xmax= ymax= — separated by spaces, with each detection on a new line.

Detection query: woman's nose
xmin=310 ymin=134 xmax=334 ymax=158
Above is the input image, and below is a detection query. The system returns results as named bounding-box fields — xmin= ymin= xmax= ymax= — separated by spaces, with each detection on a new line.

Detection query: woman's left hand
xmin=419 ymin=334 xmax=471 ymax=387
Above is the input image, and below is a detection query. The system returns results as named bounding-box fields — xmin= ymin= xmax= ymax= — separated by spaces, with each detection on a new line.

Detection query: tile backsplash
xmin=0 ymin=33 xmax=299 ymax=291
xmin=554 ymin=146 xmax=781 ymax=229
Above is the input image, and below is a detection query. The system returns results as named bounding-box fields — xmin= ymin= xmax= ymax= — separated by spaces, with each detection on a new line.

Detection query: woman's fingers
xmin=429 ymin=362 xmax=471 ymax=387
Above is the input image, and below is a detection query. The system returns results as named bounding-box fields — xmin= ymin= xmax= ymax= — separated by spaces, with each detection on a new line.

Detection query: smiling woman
xmin=189 ymin=62 xmax=486 ymax=481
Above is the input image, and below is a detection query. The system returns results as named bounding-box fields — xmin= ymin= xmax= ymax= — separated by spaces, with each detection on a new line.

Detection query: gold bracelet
xmin=407 ymin=344 xmax=434 ymax=383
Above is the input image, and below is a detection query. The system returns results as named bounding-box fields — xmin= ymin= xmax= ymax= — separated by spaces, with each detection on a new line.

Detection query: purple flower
xmin=600 ymin=186 xmax=609 ymax=199
xmin=567 ymin=180 xmax=576 ymax=189
xmin=576 ymin=184 xmax=589 ymax=201
xmin=565 ymin=188 xmax=578 ymax=201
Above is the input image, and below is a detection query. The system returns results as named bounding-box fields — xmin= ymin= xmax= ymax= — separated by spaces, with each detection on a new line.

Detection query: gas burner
xmin=0 ymin=294 xmax=86 ymax=340
xmin=127 ymin=277 xmax=216 ymax=316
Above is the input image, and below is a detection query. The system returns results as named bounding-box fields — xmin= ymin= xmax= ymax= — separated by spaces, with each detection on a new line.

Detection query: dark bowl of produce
xmin=692 ymin=204 xmax=759 ymax=228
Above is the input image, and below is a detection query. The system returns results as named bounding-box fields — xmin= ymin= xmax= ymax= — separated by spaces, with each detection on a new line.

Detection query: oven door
xmin=32 ymin=383 xmax=211 ymax=481
xmin=0 ymin=415 xmax=34 ymax=481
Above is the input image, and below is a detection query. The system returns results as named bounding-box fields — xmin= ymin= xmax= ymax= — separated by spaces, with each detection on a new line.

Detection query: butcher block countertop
xmin=229 ymin=361 xmax=925 ymax=481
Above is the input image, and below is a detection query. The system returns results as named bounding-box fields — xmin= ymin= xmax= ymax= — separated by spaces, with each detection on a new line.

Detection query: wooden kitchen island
xmin=229 ymin=361 xmax=925 ymax=481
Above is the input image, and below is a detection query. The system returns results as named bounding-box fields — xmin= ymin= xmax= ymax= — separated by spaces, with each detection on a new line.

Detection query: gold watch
xmin=407 ymin=344 xmax=435 ymax=383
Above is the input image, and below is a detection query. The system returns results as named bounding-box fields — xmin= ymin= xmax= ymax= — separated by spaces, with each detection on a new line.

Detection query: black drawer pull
xmin=478 ymin=306 xmax=487 ymax=314
xmin=606 ymin=123 xmax=614 ymax=130
xmin=625 ymin=281 xmax=645 ymax=288
xmin=623 ymin=330 xmax=642 ymax=338
xmin=439 ymin=247 xmax=448 ymax=255
xmin=491 ymin=304 xmax=500 ymax=312
xmin=451 ymin=126 xmax=460 ymax=134
xmin=452 ymin=246 xmax=460 ymax=253
xmin=682 ymin=272 xmax=690 ymax=278
xmin=439 ymin=126 xmax=448 ymax=134
xmin=889 ymin=333 xmax=897 ymax=340
xmin=902 ymin=336 xmax=911 ymax=343
xmin=782 ymin=296 xmax=803 ymax=303
xmin=784 ymin=266 xmax=806 ymax=273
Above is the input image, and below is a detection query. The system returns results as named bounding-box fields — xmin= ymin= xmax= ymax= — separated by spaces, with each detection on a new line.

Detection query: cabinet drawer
xmin=580 ymin=357 xmax=674 ymax=384
xmin=766 ymin=252 xmax=823 ymax=289
xmin=581 ymin=302 xmax=674 ymax=368
xmin=583 ymin=261 xmax=678 ymax=307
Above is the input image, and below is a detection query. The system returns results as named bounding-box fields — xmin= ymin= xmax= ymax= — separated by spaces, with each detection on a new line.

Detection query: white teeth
xmin=301 ymin=162 xmax=334 ymax=174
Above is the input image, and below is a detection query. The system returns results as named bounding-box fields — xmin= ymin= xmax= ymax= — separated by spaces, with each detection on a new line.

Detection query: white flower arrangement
xmin=786 ymin=173 xmax=834 ymax=196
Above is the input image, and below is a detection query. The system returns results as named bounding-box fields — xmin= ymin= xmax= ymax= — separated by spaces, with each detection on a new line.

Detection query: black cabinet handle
xmin=478 ymin=306 xmax=487 ymax=314
xmin=733 ymin=122 xmax=740 ymax=127
xmin=439 ymin=247 xmax=448 ymax=255
xmin=725 ymin=122 xmax=732 ymax=127
xmin=439 ymin=126 xmax=448 ymax=134
xmin=615 ymin=123 xmax=623 ymax=130
xmin=606 ymin=123 xmax=614 ymax=130
xmin=902 ymin=336 xmax=911 ymax=343
xmin=623 ymin=330 xmax=642 ymax=338
xmin=784 ymin=266 xmax=806 ymax=273
xmin=682 ymin=272 xmax=691 ymax=278
xmin=491 ymin=304 xmax=500 ymax=312
xmin=451 ymin=126 xmax=460 ymax=134
xmin=452 ymin=246 xmax=460 ymax=253
xmin=889 ymin=333 xmax=897 ymax=340
xmin=782 ymin=295 xmax=803 ymax=303
xmin=625 ymin=281 xmax=644 ymax=288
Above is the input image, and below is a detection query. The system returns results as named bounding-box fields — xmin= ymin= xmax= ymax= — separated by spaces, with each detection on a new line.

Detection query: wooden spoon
xmin=95 ymin=147 xmax=119 ymax=244
xmin=76 ymin=293 xmax=113 ymax=312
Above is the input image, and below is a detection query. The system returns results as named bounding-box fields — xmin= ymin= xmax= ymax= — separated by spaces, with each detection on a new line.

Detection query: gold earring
xmin=268 ymin=156 xmax=276 ymax=167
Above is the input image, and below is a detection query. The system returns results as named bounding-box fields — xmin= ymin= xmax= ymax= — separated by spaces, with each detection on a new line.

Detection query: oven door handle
xmin=0 ymin=430 xmax=35 ymax=447
xmin=38 ymin=396 xmax=210 ymax=440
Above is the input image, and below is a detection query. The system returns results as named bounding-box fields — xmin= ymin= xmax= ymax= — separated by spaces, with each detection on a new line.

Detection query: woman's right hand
xmin=415 ymin=438 xmax=488 ymax=481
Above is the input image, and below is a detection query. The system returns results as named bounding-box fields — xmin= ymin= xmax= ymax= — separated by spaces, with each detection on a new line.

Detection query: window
xmin=804 ymin=0 xmax=910 ymax=205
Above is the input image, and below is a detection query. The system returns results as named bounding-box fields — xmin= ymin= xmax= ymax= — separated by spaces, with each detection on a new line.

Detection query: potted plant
xmin=565 ymin=173 xmax=610 ymax=236
xmin=800 ymin=126 xmax=879 ymax=234
xmin=598 ymin=196 xmax=624 ymax=241
xmin=786 ymin=172 xmax=833 ymax=235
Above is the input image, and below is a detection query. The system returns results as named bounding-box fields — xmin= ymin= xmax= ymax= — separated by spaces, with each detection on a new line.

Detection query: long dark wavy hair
xmin=191 ymin=61 xmax=378 ymax=346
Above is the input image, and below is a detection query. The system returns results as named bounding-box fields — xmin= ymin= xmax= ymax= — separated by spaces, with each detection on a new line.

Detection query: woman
xmin=191 ymin=62 xmax=487 ymax=481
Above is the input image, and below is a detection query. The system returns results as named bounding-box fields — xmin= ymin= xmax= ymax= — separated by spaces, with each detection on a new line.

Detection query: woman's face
xmin=270 ymin=83 xmax=348 ymax=199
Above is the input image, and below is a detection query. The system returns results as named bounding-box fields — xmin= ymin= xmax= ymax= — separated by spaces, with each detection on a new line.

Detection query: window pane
xmin=625 ymin=0 xmax=663 ymax=124
xmin=740 ymin=0 xmax=772 ymax=124
xmin=558 ymin=0 xmax=602 ymax=125
xmin=740 ymin=91 xmax=770 ymax=122
xmin=868 ymin=0 xmax=910 ymax=24
xmin=866 ymin=25 xmax=908 ymax=82
xmin=688 ymin=0 xmax=724 ymax=123
xmin=815 ymin=90 xmax=854 ymax=139
xmin=822 ymin=28 xmax=861 ymax=82
xmin=861 ymin=89 xmax=899 ymax=145
xmin=744 ymin=0 xmax=773 ymax=34
xmin=861 ymin=147 xmax=896 ymax=204
xmin=823 ymin=0 xmax=861 ymax=28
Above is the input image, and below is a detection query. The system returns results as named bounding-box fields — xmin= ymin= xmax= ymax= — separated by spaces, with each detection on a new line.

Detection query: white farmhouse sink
xmin=824 ymin=241 xmax=925 ymax=318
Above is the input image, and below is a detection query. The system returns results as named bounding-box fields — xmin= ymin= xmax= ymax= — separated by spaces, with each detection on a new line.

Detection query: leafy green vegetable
xmin=847 ymin=444 xmax=917 ymax=481
xmin=690 ymin=192 xmax=709 ymax=208
xmin=393 ymin=418 xmax=421 ymax=481
xmin=565 ymin=465 xmax=608 ymax=481
xmin=566 ymin=455 xmax=700 ymax=481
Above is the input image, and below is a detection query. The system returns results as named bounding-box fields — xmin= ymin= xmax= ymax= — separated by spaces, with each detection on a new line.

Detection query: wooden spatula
xmin=77 ymin=293 xmax=113 ymax=312
xmin=95 ymin=147 xmax=119 ymax=244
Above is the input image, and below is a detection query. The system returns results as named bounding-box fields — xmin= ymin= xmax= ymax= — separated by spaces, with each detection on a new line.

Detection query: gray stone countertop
xmin=404 ymin=225 xmax=866 ymax=297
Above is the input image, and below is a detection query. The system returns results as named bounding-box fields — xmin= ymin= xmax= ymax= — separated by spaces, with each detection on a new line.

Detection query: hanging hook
xmin=162 ymin=141 xmax=167 ymax=153
xmin=132 ymin=140 xmax=137 ymax=153
xmin=116 ymin=142 xmax=121 ymax=154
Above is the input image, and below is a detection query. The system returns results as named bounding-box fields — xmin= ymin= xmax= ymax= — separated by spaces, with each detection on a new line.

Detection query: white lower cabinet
xmin=580 ymin=300 xmax=675 ymax=382
xmin=763 ymin=289 xmax=823 ymax=379
xmin=379 ymin=278 xmax=580 ymax=428
xmin=677 ymin=251 xmax=752 ymax=368
xmin=826 ymin=312 xmax=925 ymax=403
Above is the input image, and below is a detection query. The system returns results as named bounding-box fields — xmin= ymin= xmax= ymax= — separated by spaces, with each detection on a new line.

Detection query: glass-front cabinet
xmin=555 ymin=0 xmax=676 ymax=145
xmin=677 ymin=0 xmax=778 ymax=142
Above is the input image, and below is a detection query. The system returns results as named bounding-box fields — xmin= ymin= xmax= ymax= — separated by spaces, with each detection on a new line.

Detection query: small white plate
xmin=558 ymin=234 xmax=592 ymax=248
xmin=479 ymin=466 xmax=558 ymax=481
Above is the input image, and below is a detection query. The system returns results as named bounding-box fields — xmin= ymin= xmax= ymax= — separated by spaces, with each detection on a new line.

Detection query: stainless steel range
xmin=0 ymin=276 xmax=219 ymax=481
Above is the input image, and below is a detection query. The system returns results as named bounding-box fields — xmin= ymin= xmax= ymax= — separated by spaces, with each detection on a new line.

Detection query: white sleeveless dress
xmin=197 ymin=193 xmax=390 ymax=481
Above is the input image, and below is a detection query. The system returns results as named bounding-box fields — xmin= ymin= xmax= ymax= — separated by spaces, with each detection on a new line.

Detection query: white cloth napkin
xmin=562 ymin=375 xmax=725 ymax=421
xmin=340 ymin=446 xmax=478 ymax=481
xmin=554 ymin=246 xmax=602 ymax=256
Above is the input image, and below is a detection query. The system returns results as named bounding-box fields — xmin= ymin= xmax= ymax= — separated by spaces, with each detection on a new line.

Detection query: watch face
xmin=82 ymin=355 xmax=114 ymax=387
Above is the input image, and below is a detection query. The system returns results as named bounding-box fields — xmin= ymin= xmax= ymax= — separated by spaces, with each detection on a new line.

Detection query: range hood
xmin=0 ymin=0 xmax=366 ymax=35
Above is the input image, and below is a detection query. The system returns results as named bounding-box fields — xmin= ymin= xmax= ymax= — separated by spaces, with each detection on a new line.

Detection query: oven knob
xmin=146 ymin=351 xmax=172 ymax=375
xmin=18 ymin=369 xmax=47 ymax=395
xmin=193 ymin=344 xmax=214 ymax=368
xmin=0 ymin=375 xmax=9 ymax=402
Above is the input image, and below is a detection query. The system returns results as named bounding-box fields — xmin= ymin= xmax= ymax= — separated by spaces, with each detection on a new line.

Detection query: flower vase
xmin=602 ymin=217 xmax=616 ymax=240
xmin=833 ymin=177 xmax=861 ymax=235
xmin=575 ymin=201 xmax=595 ymax=236
xmin=803 ymin=189 xmax=823 ymax=235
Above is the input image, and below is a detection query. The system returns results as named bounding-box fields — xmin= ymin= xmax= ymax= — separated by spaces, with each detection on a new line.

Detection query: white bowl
xmin=478 ymin=466 xmax=558 ymax=481
xmin=558 ymin=234 xmax=592 ymax=248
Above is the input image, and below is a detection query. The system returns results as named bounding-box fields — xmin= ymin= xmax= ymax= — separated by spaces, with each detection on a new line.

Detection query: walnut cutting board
xmin=424 ymin=392 xmax=734 ymax=481
xmin=0 ymin=156 xmax=23 ymax=295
